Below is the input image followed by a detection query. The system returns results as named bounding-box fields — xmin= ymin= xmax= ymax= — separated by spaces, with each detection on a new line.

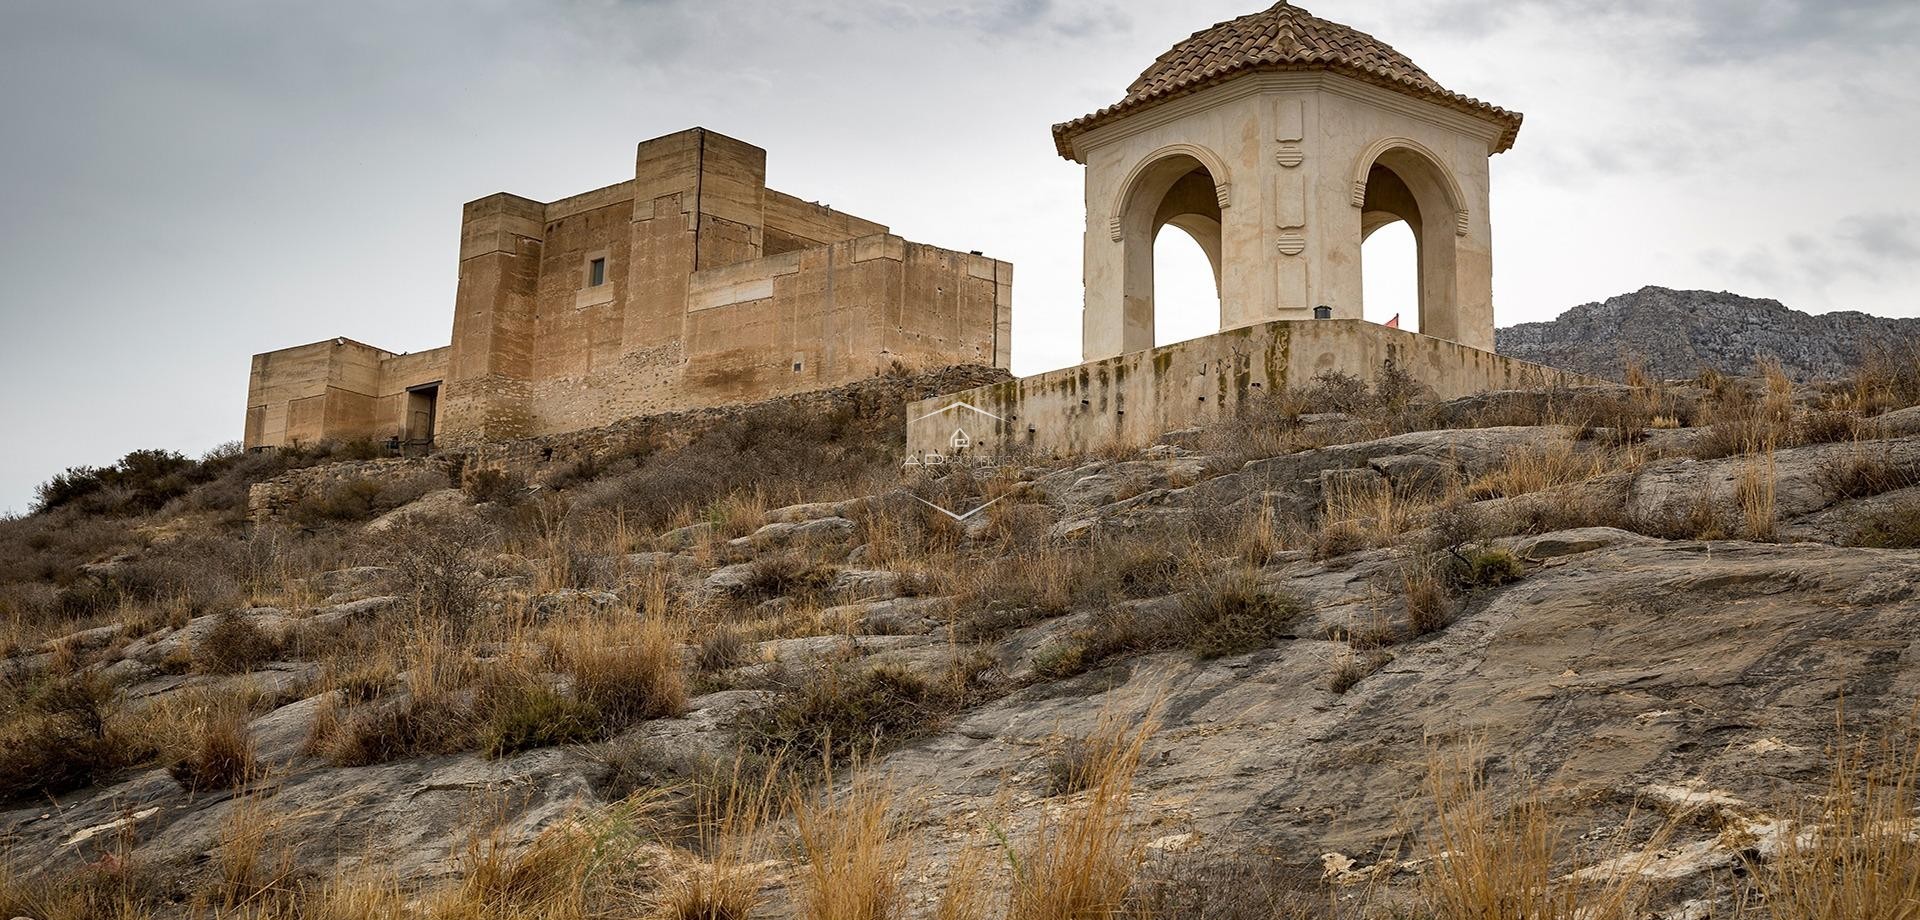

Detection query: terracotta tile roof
xmin=1053 ymin=1 xmax=1522 ymax=159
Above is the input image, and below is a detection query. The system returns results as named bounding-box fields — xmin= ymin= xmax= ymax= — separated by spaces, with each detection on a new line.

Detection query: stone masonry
xmin=244 ymin=128 xmax=1012 ymax=451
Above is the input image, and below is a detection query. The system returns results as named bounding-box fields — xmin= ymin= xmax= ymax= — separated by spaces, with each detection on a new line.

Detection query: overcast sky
xmin=2 ymin=0 xmax=1916 ymax=514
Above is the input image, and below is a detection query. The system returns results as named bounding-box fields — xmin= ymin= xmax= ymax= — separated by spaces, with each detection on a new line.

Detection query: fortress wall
xmin=532 ymin=197 xmax=636 ymax=382
xmin=906 ymin=320 xmax=1598 ymax=459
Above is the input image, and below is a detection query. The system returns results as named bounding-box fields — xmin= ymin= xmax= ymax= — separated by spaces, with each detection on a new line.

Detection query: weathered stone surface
xmin=312 ymin=566 xmax=400 ymax=601
xmin=304 ymin=596 xmax=404 ymax=631
xmin=363 ymin=489 xmax=479 ymax=535
xmin=1367 ymin=453 xmax=1460 ymax=496
xmin=658 ymin=522 xmax=715 ymax=550
xmin=732 ymin=516 xmax=856 ymax=551
xmin=885 ymin=540 xmax=1920 ymax=890
xmin=1508 ymin=527 xmax=1653 ymax=560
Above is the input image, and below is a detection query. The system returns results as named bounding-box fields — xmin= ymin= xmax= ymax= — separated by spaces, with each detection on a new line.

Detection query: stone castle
xmin=247 ymin=1 xmax=1587 ymax=459
xmin=244 ymin=129 xmax=1010 ymax=451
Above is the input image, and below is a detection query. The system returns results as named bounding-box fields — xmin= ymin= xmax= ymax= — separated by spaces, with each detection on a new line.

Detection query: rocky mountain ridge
xmin=1496 ymin=286 xmax=1920 ymax=381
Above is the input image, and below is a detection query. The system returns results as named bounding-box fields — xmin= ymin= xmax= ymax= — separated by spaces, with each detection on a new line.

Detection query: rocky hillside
xmin=1496 ymin=286 xmax=1920 ymax=381
xmin=4 ymin=365 xmax=1920 ymax=919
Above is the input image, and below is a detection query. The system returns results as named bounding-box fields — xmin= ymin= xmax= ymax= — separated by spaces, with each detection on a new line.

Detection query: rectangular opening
xmin=405 ymin=383 xmax=439 ymax=451
xmin=588 ymin=258 xmax=607 ymax=287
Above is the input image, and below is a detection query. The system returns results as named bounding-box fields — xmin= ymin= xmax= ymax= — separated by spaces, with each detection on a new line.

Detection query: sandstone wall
xmin=906 ymin=320 xmax=1598 ymax=459
xmin=248 ymin=129 xmax=1011 ymax=454
xmin=245 ymin=341 xmax=449 ymax=449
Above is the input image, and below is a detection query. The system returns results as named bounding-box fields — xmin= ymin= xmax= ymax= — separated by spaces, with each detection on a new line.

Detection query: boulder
xmin=1367 ymin=454 xmax=1461 ymax=497
xmin=657 ymin=522 xmax=715 ymax=550
xmin=312 ymin=566 xmax=400 ymax=601
xmin=732 ymin=516 xmax=856 ymax=551
xmin=1509 ymin=527 xmax=1653 ymax=560
xmin=363 ymin=489 xmax=479 ymax=535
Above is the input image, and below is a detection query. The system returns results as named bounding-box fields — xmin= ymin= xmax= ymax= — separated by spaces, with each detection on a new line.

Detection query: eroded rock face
xmin=11 ymin=393 xmax=1920 ymax=917
xmin=879 ymin=540 xmax=1920 ymax=891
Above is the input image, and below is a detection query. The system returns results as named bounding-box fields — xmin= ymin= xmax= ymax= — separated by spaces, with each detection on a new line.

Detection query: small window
xmin=588 ymin=258 xmax=607 ymax=287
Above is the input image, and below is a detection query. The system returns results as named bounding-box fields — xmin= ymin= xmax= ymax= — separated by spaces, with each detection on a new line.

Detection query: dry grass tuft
xmin=166 ymin=701 xmax=258 ymax=793
xmin=1004 ymin=712 xmax=1155 ymax=920
xmin=1736 ymin=448 xmax=1778 ymax=541
xmin=1465 ymin=439 xmax=1605 ymax=501
xmin=1401 ymin=556 xmax=1455 ymax=636
xmin=193 ymin=613 xmax=284 ymax=675
xmin=649 ymin=762 xmax=777 ymax=920
xmin=1756 ymin=715 xmax=1920 ymax=920
xmin=1328 ymin=648 xmax=1392 ymax=695
xmin=545 ymin=612 xmax=688 ymax=728
xmin=1421 ymin=745 xmax=1659 ymax=920
xmin=791 ymin=766 xmax=910 ymax=920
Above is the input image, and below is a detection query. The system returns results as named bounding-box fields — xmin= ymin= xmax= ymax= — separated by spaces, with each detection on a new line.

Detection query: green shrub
xmin=1447 ymin=546 xmax=1525 ymax=590
xmin=1175 ymin=570 xmax=1301 ymax=659
xmin=479 ymin=682 xmax=602 ymax=758
xmin=741 ymin=657 xmax=986 ymax=765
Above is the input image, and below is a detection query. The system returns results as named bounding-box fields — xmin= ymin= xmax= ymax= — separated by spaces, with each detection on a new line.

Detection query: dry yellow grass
xmin=647 ymin=760 xmax=778 ymax=920
xmin=1421 ymin=744 xmax=1660 ymax=920
xmin=543 ymin=610 xmax=688 ymax=726
xmin=1736 ymin=447 xmax=1778 ymax=541
xmin=1004 ymin=712 xmax=1155 ymax=920
xmin=1465 ymin=439 xmax=1606 ymax=501
xmin=1757 ymin=715 xmax=1920 ymax=920
xmin=791 ymin=766 xmax=910 ymax=920
xmin=1318 ymin=478 xmax=1430 ymax=557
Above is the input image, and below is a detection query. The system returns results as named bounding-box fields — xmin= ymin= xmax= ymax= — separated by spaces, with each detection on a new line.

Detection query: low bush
xmin=165 ymin=707 xmax=257 ymax=793
xmin=1174 ymin=569 xmax=1302 ymax=659
xmin=1444 ymin=546 xmax=1524 ymax=590
xmin=0 ymin=675 xmax=128 ymax=802
xmin=734 ymin=553 xmax=839 ymax=603
xmin=191 ymin=613 xmax=282 ymax=674
xmin=1853 ymin=510 xmax=1920 ymax=549
xmin=695 ymin=623 xmax=753 ymax=674
xmin=478 ymin=680 xmax=603 ymax=758
xmin=462 ymin=468 xmax=527 ymax=505
xmin=741 ymin=656 xmax=987 ymax=765
xmin=1818 ymin=449 xmax=1919 ymax=502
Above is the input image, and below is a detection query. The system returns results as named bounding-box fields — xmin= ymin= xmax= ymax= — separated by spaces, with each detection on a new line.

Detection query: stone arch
xmin=1104 ymin=146 xmax=1230 ymax=355
xmin=1350 ymin=138 xmax=1471 ymax=342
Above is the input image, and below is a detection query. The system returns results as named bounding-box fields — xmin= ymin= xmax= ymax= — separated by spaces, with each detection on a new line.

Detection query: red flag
xmin=1384 ymin=313 xmax=1400 ymax=329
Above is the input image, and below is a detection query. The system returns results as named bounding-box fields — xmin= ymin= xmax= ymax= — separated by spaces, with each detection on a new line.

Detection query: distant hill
xmin=1496 ymin=286 xmax=1920 ymax=381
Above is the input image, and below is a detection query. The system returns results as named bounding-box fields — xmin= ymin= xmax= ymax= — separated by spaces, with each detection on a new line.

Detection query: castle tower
xmin=1054 ymin=1 xmax=1522 ymax=360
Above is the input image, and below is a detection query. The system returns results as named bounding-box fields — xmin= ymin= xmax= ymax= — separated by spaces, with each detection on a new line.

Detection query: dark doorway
xmin=405 ymin=383 xmax=439 ymax=455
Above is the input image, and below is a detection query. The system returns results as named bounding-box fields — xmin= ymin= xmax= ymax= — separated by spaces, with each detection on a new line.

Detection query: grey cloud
xmin=1410 ymin=0 xmax=1920 ymax=62
xmin=1837 ymin=213 xmax=1920 ymax=262
xmin=1702 ymin=213 xmax=1920 ymax=293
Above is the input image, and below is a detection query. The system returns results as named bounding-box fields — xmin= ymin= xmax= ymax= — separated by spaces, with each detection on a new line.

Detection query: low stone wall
xmin=460 ymin=364 xmax=1010 ymax=483
xmin=247 ymin=365 xmax=1010 ymax=523
xmin=905 ymin=320 xmax=1601 ymax=460
xmin=246 ymin=456 xmax=465 ymax=524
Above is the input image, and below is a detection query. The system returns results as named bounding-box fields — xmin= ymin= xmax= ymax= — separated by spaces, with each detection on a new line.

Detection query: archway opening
xmin=1354 ymin=148 xmax=1463 ymax=342
xmin=1154 ymin=222 xmax=1220 ymax=346
xmin=1361 ymin=219 xmax=1419 ymax=333
xmin=1116 ymin=154 xmax=1224 ymax=355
